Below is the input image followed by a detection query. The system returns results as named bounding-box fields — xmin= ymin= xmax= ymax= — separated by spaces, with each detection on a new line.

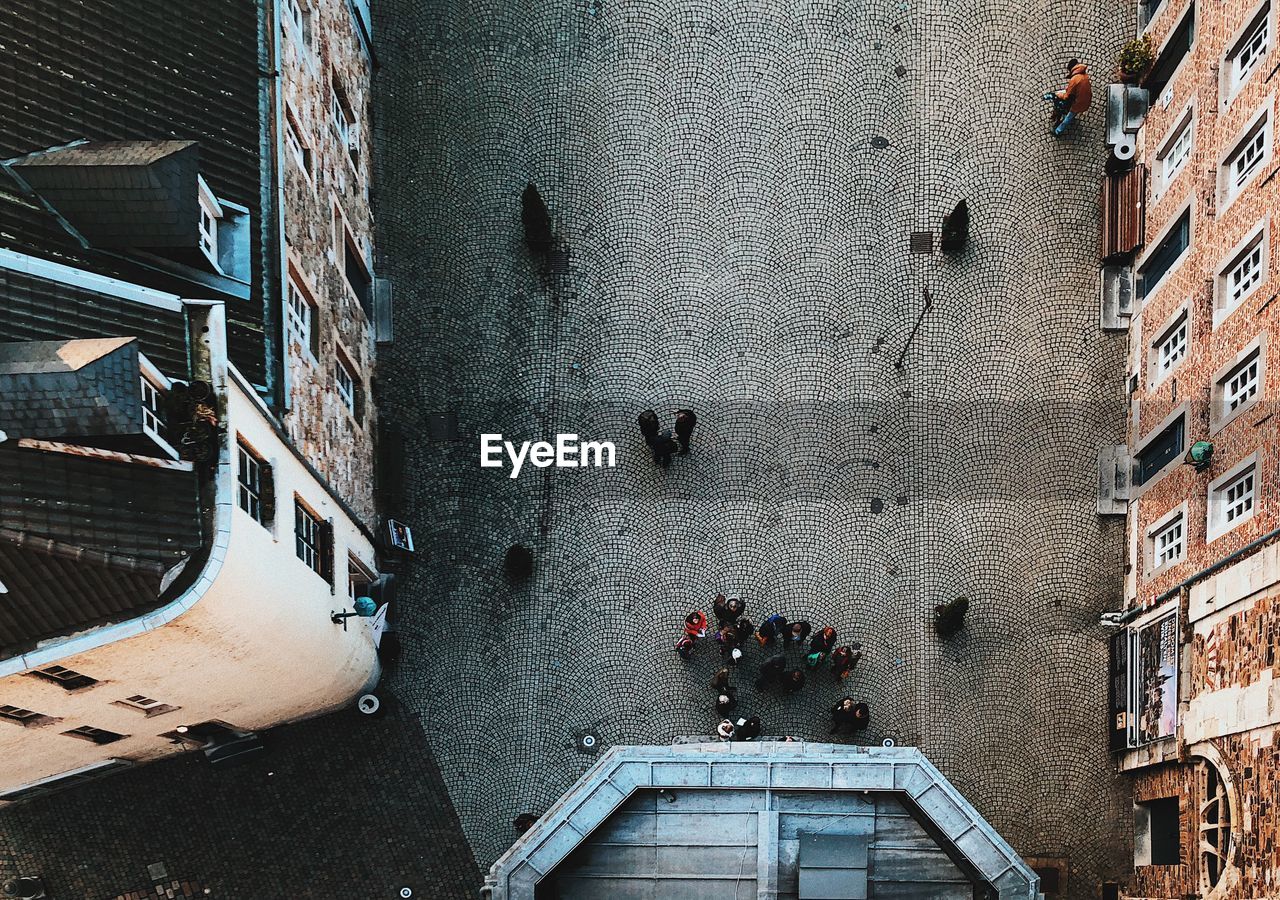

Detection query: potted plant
xmin=1117 ymin=36 xmax=1154 ymax=82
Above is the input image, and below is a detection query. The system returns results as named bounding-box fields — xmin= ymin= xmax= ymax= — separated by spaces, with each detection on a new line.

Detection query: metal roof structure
xmin=483 ymin=742 xmax=1042 ymax=900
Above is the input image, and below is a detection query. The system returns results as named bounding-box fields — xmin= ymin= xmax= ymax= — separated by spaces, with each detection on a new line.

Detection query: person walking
xmin=726 ymin=596 xmax=745 ymax=620
xmin=831 ymin=697 xmax=868 ymax=734
xmin=934 ymin=597 xmax=970 ymax=637
xmin=717 ymin=719 xmax=735 ymax=741
xmin=711 ymin=667 xmax=732 ymax=691
xmin=1043 ymin=59 xmax=1092 ymax=136
xmin=685 ymin=610 xmax=708 ymax=639
xmin=637 ymin=410 xmax=660 ymax=444
xmin=736 ymin=715 xmax=762 ymax=741
xmin=733 ymin=617 xmax=755 ymax=645
xmin=787 ymin=620 xmax=812 ymax=646
xmin=674 ymin=409 xmax=698 ymax=455
xmin=716 ymin=624 xmax=740 ymax=657
xmin=784 ymin=669 xmax=806 ymax=693
xmin=755 ymin=652 xmax=787 ymax=689
xmin=712 ymin=593 xmax=732 ymax=624
xmin=675 ymin=635 xmax=695 ymax=660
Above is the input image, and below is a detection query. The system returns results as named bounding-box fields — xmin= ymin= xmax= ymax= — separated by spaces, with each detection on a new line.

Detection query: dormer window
xmin=139 ymin=353 xmax=179 ymax=460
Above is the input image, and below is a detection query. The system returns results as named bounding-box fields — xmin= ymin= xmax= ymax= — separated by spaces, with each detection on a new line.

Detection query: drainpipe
xmin=263 ymin=0 xmax=289 ymax=413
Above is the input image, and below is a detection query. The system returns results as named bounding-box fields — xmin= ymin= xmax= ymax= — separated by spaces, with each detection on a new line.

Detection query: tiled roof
xmin=12 ymin=141 xmax=202 ymax=250
xmin=0 ymin=338 xmax=142 ymax=440
xmin=0 ymin=0 xmax=267 ymax=385
xmin=0 ymin=529 xmax=169 ymax=657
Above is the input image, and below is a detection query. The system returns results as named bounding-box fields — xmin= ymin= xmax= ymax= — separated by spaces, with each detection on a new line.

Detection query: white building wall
xmin=0 ymin=372 xmax=379 ymax=796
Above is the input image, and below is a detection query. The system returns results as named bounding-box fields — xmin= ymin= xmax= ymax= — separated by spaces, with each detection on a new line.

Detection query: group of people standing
xmin=638 ymin=408 xmax=696 ymax=466
xmin=676 ymin=594 xmax=871 ymax=741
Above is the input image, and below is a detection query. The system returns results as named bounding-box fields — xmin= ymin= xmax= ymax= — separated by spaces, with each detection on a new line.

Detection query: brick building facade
xmin=1113 ymin=0 xmax=1280 ymax=896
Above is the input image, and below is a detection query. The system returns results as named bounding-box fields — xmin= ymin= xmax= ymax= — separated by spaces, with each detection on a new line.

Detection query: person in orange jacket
xmin=1043 ymin=59 xmax=1092 ymax=136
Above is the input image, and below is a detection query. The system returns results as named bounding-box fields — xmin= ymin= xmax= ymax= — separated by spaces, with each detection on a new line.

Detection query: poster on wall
xmin=1136 ymin=612 xmax=1178 ymax=745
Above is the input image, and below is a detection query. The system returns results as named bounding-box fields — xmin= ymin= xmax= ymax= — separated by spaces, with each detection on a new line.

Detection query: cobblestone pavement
xmin=374 ymin=0 xmax=1137 ymax=894
xmin=0 ymin=704 xmax=479 ymax=899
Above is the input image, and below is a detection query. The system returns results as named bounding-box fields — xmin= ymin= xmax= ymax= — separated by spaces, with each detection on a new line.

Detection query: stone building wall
xmin=1128 ymin=763 xmax=1198 ymax=899
xmin=277 ymin=0 xmax=378 ymax=525
xmin=1128 ymin=0 xmax=1280 ymax=605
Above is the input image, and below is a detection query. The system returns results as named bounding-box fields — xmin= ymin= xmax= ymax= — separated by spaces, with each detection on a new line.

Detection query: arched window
xmin=1198 ymin=759 xmax=1232 ymax=891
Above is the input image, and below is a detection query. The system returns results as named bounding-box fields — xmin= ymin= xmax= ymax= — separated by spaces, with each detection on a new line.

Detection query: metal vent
xmin=909 ymin=231 xmax=933 ymax=254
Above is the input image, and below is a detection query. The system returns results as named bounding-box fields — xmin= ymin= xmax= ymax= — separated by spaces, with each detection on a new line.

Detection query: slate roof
xmin=11 ymin=141 xmax=202 ymax=249
xmin=0 ymin=338 xmax=142 ymax=440
xmin=0 ymin=0 xmax=268 ymax=386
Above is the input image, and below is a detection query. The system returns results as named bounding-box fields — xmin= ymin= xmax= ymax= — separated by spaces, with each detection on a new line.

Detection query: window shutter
xmin=259 ymin=460 xmax=276 ymax=526
xmin=310 ymin=306 xmax=322 ymax=358
xmin=319 ymin=519 xmax=335 ymax=584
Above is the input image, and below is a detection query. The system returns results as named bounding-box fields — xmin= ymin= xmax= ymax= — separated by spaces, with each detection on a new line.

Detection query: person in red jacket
xmin=684 ymin=610 xmax=708 ymax=639
xmin=1044 ymin=59 xmax=1092 ymax=136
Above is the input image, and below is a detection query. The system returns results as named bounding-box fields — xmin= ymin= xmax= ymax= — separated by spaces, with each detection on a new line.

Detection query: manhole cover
xmin=894 ymin=64 xmax=907 ymax=78
xmin=870 ymin=136 xmax=890 ymax=149
xmin=870 ymin=498 xmax=884 ymax=514
xmin=909 ymin=231 xmax=934 ymax=254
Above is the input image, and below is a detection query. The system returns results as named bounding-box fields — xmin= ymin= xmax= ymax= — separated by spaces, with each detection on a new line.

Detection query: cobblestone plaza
xmin=376 ymin=0 xmax=1134 ymax=888
xmin=0 ymin=0 xmax=1149 ymax=897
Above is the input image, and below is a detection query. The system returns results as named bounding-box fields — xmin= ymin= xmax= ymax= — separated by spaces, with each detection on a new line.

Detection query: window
xmin=62 ymin=726 xmax=127 ymax=745
xmin=1150 ymin=513 xmax=1186 ymax=570
xmin=1222 ymin=350 xmax=1261 ymax=415
xmin=1136 ymin=416 xmax=1185 ymax=486
xmin=283 ymin=0 xmax=313 ymax=50
xmin=1136 ymin=796 xmax=1181 ymax=866
xmin=29 ymin=665 xmax=97 ymax=691
xmin=1139 ymin=208 xmax=1190 ymax=300
xmin=286 ymin=274 xmax=319 ymax=358
xmin=331 ymin=79 xmax=358 ymax=167
xmin=348 ymin=555 xmax=375 ymax=603
xmin=1139 ymin=0 xmax=1166 ymax=29
xmin=285 ymin=108 xmax=313 ymax=179
xmin=1199 ymin=761 xmax=1232 ymax=890
xmin=237 ymin=440 xmax=274 ymax=528
xmin=294 ymin=499 xmax=332 ymax=581
xmin=1157 ymin=113 xmax=1193 ymax=190
xmin=1146 ymin=3 xmax=1196 ymax=99
xmin=1152 ymin=312 xmax=1188 ymax=381
xmin=1219 ymin=230 xmax=1267 ymax=315
xmin=114 ymin=695 xmax=178 ymax=717
xmin=197 ymin=180 xmax=221 ymax=266
xmin=140 ymin=374 xmax=164 ymax=436
xmin=0 ymin=705 xmax=55 ymax=727
xmin=1210 ymin=460 xmax=1258 ymax=538
xmin=335 ymin=354 xmax=356 ymax=415
xmin=343 ymin=229 xmax=372 ymax=312
xmin=1222 ymin=110 xmax=1271 ymax=206
xmin=1229 ymin=5 xmax=1271 ymax=92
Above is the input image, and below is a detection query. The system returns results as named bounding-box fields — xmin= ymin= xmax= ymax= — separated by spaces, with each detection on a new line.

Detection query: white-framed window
xmin=1212 ymin=339 xmax=1265 ymax=431
xmin=1152 ymin=310 xmax=1189 ymax=382
xmin=286 ymin=274 xmax=317 ymax=358
xmin=330 ymin=77 xmax=360 ymax=168
xmin=1217 ymin=225 xmax=1268 ymax=321
xmin=29 ymin=665 xmax=97 ymax=691
xmin=1149 ymin=510 xmax=1187 ymax=571
xmin=237 ymin=439 xmax=272 ymax=527
xmin=1229 ymin=4 xmax=1271 ymax=93
xmin=283 ymin=0 xmax=312 ymax=49
xmin=140 ymin=375 xmax=163 ymax=436
xmin=348 ymin=554 xmax=375 ymax=603
xmin=1157 ymin=110 xmax=1194 ymax=191
xmin=114 ymin=695 xmax=179 ymax=717
xmin=0 ymin=705 xmax=55 ymax=727
xmin=62 ymin=725 xmax=127 ymax=745
xmin=1221 ymin=107 xmax=1271 ymax=207
xmin=1139 ymin=205 xmax=1192 ymax=301
xmin=295 ymin=499 xmax=325 ymax=575
xmin=197 ymin=177 xmax=222 ymax=267
xmin=285 ymin=108 xmax=313 ymax=179
xmin=1208 ymin=456 xmax=1259 ymax=540
xmin=335 ymin=355 xmax=356 ymax=414
xmin=1224 ymin=352 xmax=1261 ymax=413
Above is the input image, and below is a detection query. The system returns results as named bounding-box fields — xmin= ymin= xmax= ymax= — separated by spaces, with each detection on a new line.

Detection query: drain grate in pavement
xmin=909 ymin=231 xmax=934 ymax=253
xmin=894 ymin=64 xmax=907 ymax=78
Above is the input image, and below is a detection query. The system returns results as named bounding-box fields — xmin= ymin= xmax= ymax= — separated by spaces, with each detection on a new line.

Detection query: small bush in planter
xmin=1118 ymin=36 xmax=1153 ymax=78
xmin=505 ymin=544 xmax=534 ymax=580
